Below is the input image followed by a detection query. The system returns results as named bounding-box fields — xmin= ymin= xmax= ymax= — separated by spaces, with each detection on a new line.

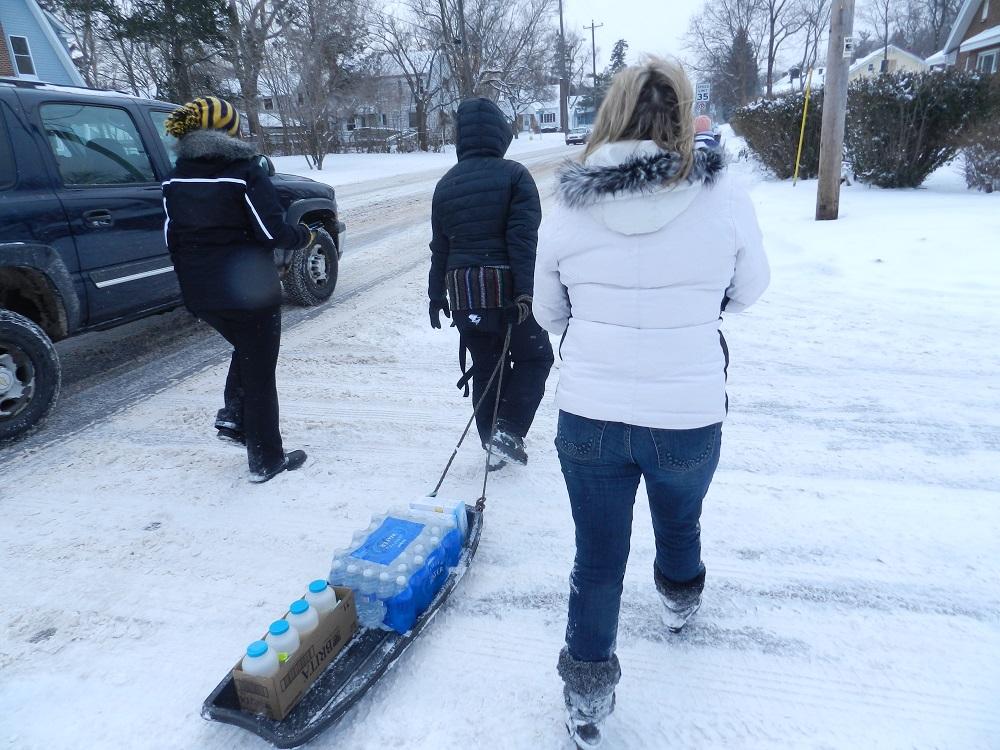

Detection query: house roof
xmin=945 ymin=0 xmax=993 ymax=54
xmin=925 ymin=48 xmax=951 ymax=66
xmin=960 ymin=24 xmax=1000 ymax=52
xmin=848 ymin=45 xmax=928 ymax=74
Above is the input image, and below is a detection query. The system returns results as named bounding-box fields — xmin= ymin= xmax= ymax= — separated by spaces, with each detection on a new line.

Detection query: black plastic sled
xmin=202 ymin=505 xmax=484 ymax=748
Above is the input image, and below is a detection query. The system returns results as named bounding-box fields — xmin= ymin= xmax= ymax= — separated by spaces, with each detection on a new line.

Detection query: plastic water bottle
xmin=241 ymin=640 xmax=280 ymax=677
xmin=357 ymin=568 xmax=386 ymax=629
xmin=305 ymin=579 xmax=338 ymax=617
xmin=424 ymin=536 xmax=449 ymax=600
xmin=439 ymin=518 xmax=462 ymax=567
xmin=264 ymin=619 xmax=300 ymax=663
xmin=287 ymin=599 xmax=319 ymax=637
xmin=384 ymin=575 xmax=416 ymax=633
xmin=376 ymin=572 xmax=396 ymax=630
xmin=328 ymin=559 xmax=347 ymax=587
xmin=344 ymin=562 xmax=363 ymax=591
xmin=409 ymin=553 xmax=431 ymax=615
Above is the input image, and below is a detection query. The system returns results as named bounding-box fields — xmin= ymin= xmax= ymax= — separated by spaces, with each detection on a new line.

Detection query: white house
xmin=848 ymin=45 xmax=928 ymax=80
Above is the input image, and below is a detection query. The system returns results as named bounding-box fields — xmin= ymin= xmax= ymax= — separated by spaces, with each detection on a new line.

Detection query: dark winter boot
xmin=249 ymin=450 xmax=307 ymax=484
xmin=557 ymin=647 xmax=621 ymax=749
xmin=215 ymin=406 xmax=244 ymax=445
xmin=488 ymin=425 xmax=528 ymax=466
xmin=654 ymin=563 xmax=706 ymax=633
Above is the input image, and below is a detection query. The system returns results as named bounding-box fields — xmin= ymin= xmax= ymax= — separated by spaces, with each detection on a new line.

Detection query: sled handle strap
xmin=477 ymin=324 xmax=513 ymax=512
xmin=430 ymin=323 xmax=513 ymax=505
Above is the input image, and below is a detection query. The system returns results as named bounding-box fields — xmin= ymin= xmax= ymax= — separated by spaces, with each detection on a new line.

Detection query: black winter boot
xmin=557 ymin=647 xmax=621 ymax=749
xmin=215 ymin=406 xmax=244 ymax=445
xmin=249 ymin=450 xmax=307 ymax=484
xmin=488 ymin=425 xmax=528 ymax=466
xmin=654 ymin=563 xmax=706 ymax=633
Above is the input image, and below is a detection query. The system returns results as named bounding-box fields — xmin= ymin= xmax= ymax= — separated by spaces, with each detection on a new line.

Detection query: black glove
xmin=429 ymin=298 xmax=450 ymax=329
xmin=276 ymin=225 xmax=316 ymax=272
xmin=504 ymin=294 xmax=533 ymax=325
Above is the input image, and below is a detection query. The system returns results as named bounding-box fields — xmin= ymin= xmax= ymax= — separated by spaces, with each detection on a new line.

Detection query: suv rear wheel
xmin=283 ymin=228 xmax=339 ymax=307
xmin=0 ymin=310 xmax=61 ymax=444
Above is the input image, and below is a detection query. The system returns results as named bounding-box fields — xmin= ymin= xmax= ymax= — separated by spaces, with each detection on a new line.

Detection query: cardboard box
xmin=232 ymin=587 xmax=357 ymax=720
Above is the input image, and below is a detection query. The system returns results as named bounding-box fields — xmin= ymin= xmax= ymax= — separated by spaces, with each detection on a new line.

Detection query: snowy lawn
xmin=0 ymin=147 xmax=998 ymax=749
xmin=271 ymin=131 xmax=565 ymax=186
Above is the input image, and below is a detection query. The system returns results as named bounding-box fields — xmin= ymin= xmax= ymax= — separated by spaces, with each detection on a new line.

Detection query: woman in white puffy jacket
xmin=536 ymin=57 xmax=769 ymax=749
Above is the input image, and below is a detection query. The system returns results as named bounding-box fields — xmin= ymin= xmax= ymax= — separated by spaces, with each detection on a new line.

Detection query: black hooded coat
xmin=428 ymin=98 xmax=542 ymax=303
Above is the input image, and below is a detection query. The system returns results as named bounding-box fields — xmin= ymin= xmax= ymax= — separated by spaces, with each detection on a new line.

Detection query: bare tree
xmin=762 ymin=0 xmax=808 ymax=97
xmin=267 ymin=0 xmax=369 ymax=168
xmin=686 ymin=0 xmax=765 ymax=118
xmin=864 ymin=0 xmax=901 ymax=69
xmin=796 ymin=0 xmax=832 ymax=89
xmin=372 ymin=11 xmax=444 ymax=150
xmin=225 ymin=0 xmax=296 ymax=151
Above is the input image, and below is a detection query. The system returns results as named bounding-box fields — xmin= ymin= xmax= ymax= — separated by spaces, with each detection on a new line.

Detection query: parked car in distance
xmin=0 ymin=77 xmax=346 ymax=444
xmin=565 ymin=127 xmax=590 ymax=146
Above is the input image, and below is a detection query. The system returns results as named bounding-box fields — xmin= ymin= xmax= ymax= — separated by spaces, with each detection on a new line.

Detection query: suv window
xmin=149 ymin=109 xmax=179 ymax=167
xmin=0 ymin=109 xmax=14 ymax=189
xmin=40 ymin=103 xmax=155 ymax=186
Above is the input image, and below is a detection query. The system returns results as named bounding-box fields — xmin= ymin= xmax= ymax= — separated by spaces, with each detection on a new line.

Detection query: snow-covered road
xmin=1 ymin=145 xmax=998 ymax=750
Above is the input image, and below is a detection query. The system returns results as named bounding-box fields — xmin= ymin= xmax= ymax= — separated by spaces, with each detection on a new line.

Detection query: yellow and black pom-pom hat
xmin=164 ymin=96 xmax=241 ymax=138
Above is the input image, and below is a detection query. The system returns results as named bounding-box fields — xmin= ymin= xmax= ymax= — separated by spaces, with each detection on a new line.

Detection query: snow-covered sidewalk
xmin=1 ymin=152 xmax=998 ymax=750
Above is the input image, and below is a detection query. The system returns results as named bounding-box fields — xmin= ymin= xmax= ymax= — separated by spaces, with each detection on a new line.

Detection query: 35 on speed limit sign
xmin=696 ymin=83 xmax=711 ymax=103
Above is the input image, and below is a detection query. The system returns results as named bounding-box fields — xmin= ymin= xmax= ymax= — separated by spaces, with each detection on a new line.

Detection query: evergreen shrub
xmin=962 ymin=76 xmax=1000 ymax=193
xmin=731 ymin=90 xmax=824 ymax=179
xmin=846 ymin=70 xmax=990 ymax=188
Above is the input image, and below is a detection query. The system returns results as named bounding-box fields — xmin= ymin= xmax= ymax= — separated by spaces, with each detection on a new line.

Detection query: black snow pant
xmin=197 ymin=306 xmax=284 ymax=475
xmin=455 ymin=310 xmax=554 ymax=445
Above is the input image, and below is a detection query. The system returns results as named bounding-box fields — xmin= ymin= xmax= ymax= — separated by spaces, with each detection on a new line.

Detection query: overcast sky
xmin=561 ymin=0 xmax=705 ymax=71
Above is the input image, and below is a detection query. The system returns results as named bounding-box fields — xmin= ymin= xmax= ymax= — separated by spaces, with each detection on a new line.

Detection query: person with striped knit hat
xmin=162 ymin=97 xmax=312 ymax=483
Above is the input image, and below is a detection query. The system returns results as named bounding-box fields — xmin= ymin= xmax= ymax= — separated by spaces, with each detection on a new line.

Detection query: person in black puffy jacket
xmin=162 ymin=97 xmax=309 ymax=483
xmin=427 ymin=98 xmax=554 ymax=468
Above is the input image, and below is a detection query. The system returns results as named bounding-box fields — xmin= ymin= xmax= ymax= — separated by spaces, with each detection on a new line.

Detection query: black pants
xmin=455 ymin=310 xmax=554 ymax=445
xmin=198 ymin=306 xmax=284 ymax=474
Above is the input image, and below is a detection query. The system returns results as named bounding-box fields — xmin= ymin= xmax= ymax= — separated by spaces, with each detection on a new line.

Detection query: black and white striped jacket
xmin=162 ymin=130 xmax=307 ymax=311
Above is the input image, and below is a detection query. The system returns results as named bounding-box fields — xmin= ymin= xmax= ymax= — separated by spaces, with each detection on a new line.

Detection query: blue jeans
xmin=556 ymin=411 xmax=722 ymax=662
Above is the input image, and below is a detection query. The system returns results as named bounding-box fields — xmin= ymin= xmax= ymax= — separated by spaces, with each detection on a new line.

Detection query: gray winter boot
xmin=654 ymin=563 xmax=706 ymax=633
xmin=556 ymin=647 xmax=621 ymax=749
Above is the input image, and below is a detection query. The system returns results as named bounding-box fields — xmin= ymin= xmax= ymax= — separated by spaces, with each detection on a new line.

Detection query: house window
xmin=867 ymin=63 xmax=875 ymax=72
xmin=263 ymin=98 xmax=274 ymax=111
xmin=541 ymin=112 xmax=556 ymax=124
xmin=977 ymin=50 xmax=998 ymax=74
xmin=983 ymin=0 xmax=990 ymax=22
xmin=8 ymin=36 xmax=36 ymax=77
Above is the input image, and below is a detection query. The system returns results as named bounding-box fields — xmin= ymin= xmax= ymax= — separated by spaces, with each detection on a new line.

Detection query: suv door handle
xmin=83 ymin=209 xmax=114 ymax=229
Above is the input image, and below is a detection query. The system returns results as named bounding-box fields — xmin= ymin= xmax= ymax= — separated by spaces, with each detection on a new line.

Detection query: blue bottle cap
xmin=309 ymin=579 xmax=328 ymax=594
xmin=247 ymin=640 xmax=268 ymax=658
xmin=268 ymin=620 xmax=290 ymax=636
xmin=289 ymin=599 xmax=310 ymax=615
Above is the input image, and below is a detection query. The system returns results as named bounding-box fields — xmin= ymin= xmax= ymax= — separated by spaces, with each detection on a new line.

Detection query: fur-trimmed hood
xmin=557 ymin=141 xmax=725 ymax=235
xmin=175 ymin=129 xmax=257 ymax=162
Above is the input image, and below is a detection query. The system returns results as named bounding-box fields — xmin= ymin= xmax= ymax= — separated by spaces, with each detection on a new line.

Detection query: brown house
xmin=941 ymin=0 xmax=1000 ymax=73
xmin=0 ymin=22 xmax=16 ymax=77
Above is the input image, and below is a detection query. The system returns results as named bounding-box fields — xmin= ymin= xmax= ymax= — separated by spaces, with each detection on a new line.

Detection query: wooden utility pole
xmin=558 ymin=0 xmax=569 ymax=134
xmin=584 ymin=20 xmax=603 ymax=90
xmin=815 ymin=0 xmax=855 ymax=221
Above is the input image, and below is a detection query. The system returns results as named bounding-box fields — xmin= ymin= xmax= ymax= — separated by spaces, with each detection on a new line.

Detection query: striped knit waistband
xmin=446 ymin=266 xmax=513 ymax=311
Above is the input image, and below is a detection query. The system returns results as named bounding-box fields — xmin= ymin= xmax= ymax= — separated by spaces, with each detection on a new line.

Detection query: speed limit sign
xmin=696 ymin=83 xmax=711 ymax=103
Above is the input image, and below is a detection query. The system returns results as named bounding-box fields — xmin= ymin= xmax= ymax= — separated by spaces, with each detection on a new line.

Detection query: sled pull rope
xmin=430 ymin=324 xmax=513 ymax=512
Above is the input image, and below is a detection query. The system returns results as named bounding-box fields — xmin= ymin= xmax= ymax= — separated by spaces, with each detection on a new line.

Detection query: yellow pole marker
xmin=793 ymin=68 xmax=815 ymax=186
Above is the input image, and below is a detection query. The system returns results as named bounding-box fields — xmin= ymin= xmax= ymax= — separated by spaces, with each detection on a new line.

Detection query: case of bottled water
xmin=326 ymin=500 xmax=468 ymax=633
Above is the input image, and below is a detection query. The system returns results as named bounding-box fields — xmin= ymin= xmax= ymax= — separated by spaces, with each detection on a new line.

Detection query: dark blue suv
xmin=0 ymin=78 xmax=345 ymax=443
